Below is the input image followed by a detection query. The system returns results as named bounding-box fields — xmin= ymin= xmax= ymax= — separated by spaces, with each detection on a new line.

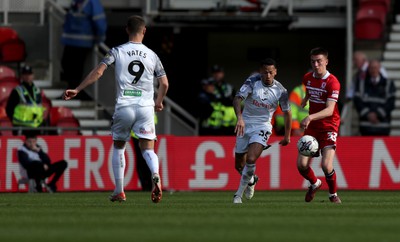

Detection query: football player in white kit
xmin=63 ymin=15 xmax=169 ymax=203
xmin=233 ymin=58 xmax=292 ymax=203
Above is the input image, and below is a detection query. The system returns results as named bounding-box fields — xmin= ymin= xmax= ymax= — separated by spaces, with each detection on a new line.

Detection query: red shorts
xmin=304 ymin=129 xmax=338 ymax=155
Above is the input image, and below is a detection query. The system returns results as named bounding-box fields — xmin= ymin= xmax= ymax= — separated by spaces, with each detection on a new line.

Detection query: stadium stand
xmin=0 ymin=27 xmax=26 ymax=66
xmin=0 ymin=105 xmax=6 ymax=118
xmin=0 ymin=116 xmax=13 ymax=136
xmin=355 ymin=4 xmax=386 ymax=39
xmin=381 ymin=13 xmax=400 ymax=135
xmin=40 ymin=91 xmax=52 ymax=126
xmin=0 ymin=76 xmax=19 ymax=84
xmin=240 ymin=0 xmax=263 ymax=12
xmin=0 ymin=78 xmax=19 ymax=105
xmin=0 ymin=65 xmax=16 ymax=79
xmin=0 ymin=27 xmax=19 ymax=43
xmin=49 ymin=106 xmax=75 ymax=127
xmin=359 ymin=0 xmax=391 ymax=13
xmin=56 ymin=116 xmax=81 ymax=135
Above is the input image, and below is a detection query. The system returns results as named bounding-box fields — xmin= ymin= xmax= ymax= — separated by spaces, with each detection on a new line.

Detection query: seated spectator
xmin=347 ymin=51 xmax=388 ymax=101
xmin=353 ymin=60 xmax=395 ymax=136
xmin=6 ymin=65 xmax=47 ymax=136
xmin=17 ymin=133 xmax=68 ymax=192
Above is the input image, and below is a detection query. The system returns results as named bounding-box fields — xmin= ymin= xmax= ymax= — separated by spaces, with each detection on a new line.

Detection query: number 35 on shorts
xmin=327 ymin=132 xmax=337 ymax=142
xmin=258 ymin=130 xmax=270 ymax=142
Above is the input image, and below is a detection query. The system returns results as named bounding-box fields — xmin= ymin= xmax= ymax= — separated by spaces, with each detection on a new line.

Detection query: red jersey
xmin=302 ymin=71 xmax=341 ymax=132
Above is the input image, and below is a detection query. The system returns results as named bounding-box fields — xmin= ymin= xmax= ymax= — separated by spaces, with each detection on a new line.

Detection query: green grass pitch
xmin=0 ymin=191 xmax=399 ymax=242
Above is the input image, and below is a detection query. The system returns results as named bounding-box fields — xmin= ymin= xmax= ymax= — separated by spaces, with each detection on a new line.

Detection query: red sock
xmin=325 ymin=170 xmax=337 ymax=194
xmin=298 ymin=167 xmax=317 ymax=184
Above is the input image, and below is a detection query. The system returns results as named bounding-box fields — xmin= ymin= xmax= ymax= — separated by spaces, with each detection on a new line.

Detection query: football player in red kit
xmin=297 ymin=47 xmax=342 ymax=204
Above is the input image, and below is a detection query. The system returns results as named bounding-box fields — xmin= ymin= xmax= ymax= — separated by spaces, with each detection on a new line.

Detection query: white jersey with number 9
xmin=101 ymin=42 xmax=166 ymax=109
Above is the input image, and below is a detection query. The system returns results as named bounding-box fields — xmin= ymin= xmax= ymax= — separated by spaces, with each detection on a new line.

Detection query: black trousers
xmin=132 ymin=138 xmax=152 ymax=191
xmin=61 ymin=45 xmax=92 ymax=100
xmin=26 ymin=160 xmax=68 ymax=192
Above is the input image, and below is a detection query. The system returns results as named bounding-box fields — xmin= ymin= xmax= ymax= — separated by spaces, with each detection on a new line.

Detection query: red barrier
xmin=1 ymin=136 xmax=400 ymax=192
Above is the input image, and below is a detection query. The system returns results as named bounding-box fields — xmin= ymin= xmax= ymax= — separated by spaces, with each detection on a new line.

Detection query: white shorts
xmin=111 ymin=105 xmax=156 ymax=141
xmin=235 ymin=123 xmax=272 ymax=153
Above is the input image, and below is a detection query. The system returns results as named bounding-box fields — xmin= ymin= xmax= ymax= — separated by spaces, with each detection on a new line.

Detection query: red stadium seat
xmin=50 ymin=106 xmax=75 ymax=126
xmin=0 ymin=76 xmax=19 ymax=83
xmin=0 ymin=117 xmax=13 ymax=136
xmin=355 ymin=6 xmax=386 ymax=40
xmin=0 ymin=99 xmax=7 ymax=109
xmin=0 ymin=27 xmax=19 ymax=44
xmin=0 ymin=65 xmax=16 ymax=79
xmin=359 ymin=0 xmax=390 ymax=13
xmin=56 ymin=117 xmax=81 ymax=135
xmin=0 ymin=38 xmax=26 ymax=63
xmin=41 ymin=91 xmax=52 ymax=125
xmin=0 ymin=78 xmax=19 ymax=104
xmin=0 ymin=27 xmax=26 ymax=64
xmin=0 ymin=105 xmax=6 ymax=118
xmin=240 ymin=0 xmax=262 ymax=12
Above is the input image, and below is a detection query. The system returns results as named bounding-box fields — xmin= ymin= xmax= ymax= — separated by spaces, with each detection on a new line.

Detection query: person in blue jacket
xmin=60 ymin=0 xmax=107 ymax=100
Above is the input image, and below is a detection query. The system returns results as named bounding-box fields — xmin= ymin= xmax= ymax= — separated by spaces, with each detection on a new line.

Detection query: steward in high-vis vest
xmin=198 ymin=78 xmax=220 ymax=135
xmin=288 ymin=84 xmax=309 ymax=136
xmin=6 ymin=66 xmax=46 ymax=136
xmin=274 ymin=84 xmax=309 ymax=136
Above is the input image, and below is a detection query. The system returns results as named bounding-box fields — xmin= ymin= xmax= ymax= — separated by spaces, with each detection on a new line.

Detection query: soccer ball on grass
xmin=297 ymin=135 xmax=319 ymax=157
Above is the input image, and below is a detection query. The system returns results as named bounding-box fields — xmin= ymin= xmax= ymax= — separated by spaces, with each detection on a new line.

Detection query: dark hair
xmin=310 ymin=47 xmax=328 ymax=58
xmin=21 ymin=65 xmax=33 ymax=75
xmin=211 ymin=65 xmax=224 ymax=73
xmin=260 ymin=58 xmax=276 ymax=68
xmin=126 ymin=15 xmax=145 ymax=34
xmin=25 ymin=133 xmax=37 ymax=140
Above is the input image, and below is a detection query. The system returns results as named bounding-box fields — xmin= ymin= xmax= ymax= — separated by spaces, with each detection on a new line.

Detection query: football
xmin=297 ymin=135 xmax=319 ymax=157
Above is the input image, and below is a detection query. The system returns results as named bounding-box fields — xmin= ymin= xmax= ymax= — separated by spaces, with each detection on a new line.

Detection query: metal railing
xmin=0 ymin=126 xmax=110 ymax=135
xmin=45 ymin=0 xmax=199 ymax=135
xmin=0 ymin=0 xmax=45 ymax=25
xmin=97 ymin=42 xmax=199 ymax=135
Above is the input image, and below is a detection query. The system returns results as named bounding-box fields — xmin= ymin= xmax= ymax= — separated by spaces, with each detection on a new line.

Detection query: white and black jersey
xmin=236 ymin=73 xmax=290 ymax=130
xmin=101 ymin=42 xmax=166 ymax=108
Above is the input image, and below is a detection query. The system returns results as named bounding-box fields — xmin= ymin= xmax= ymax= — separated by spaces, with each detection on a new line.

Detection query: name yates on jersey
xmin=127 ymin=49 xmax=147 ymax=58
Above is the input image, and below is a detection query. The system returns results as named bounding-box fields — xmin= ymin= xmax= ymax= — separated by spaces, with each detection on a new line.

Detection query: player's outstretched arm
xmin=63 ymin=89 xmax=78 ymax=100
xmin=63 ymin=63 xmax=107 ymax=100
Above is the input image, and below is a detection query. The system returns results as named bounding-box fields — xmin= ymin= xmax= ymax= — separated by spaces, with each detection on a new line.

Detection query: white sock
xmin=142 ymin=149 xmax=159 ymax=175
xmin=238 ymin=168 xmax=253 ymax=183
xmin=248 ymin=176 xmax=254 ymax=184
xmin=112 ymin=146 xmax=126 ymax=194
xmin=312 ymin=179 xmax=321 ymax=189
xmin=235 ymin=163 xmax=256 ymax=198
